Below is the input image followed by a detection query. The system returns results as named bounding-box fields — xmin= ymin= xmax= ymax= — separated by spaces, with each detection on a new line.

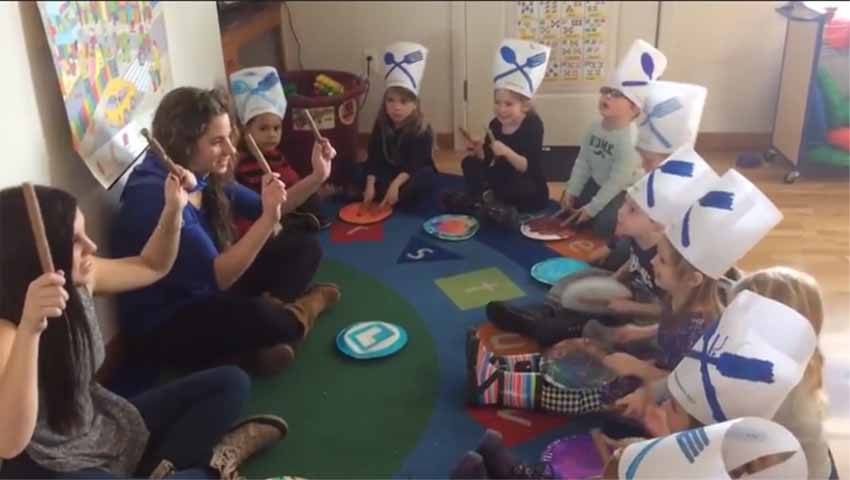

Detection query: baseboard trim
xmin=695 ymin=133 xmax=771 ymax=152
xmin=354 ymin=131 xmax=767 ymax=154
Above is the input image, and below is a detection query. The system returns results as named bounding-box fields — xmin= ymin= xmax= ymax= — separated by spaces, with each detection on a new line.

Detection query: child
xmin=635 ymin=81 xmax=707 ymax=173
xmin=608 ymin=417 xmax=807 ymax=479
xmin=488 ymin=145 xmax=720 ymax=345
xmin=471 ymin=169 xmax=784 ymax=416
xmin=445 ymin=38 xmax=551 ymax=227
xmin=730 ymin=267 xmax=832 ymax=479
xmin=590 ymin=81 xmax=708 ymax=269
xmin=561 ymin=39 xmax=666 ymax=239
xmin=229 ymin=66 xmax=328 ymax=235
xmin=613 ymin=288 xmax=816 ymax=444
xmin=0 ymin=183 xmax=287 ymax=478
xmin=361 ymin=42 xmax=437 ymax=211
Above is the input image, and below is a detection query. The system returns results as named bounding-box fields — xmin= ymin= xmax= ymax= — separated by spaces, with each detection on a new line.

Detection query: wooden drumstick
xmin=140 ymin=128 xmax=181 ymax=177
xmin=244 ymin=133 xmax=273 ymax=175
xmin=484 ymin=125 xmax=496 ymax=144
xmin=22 ymin=183 xmax=54 ymax=274
xmin=302 ymin=108 xmax=323 ymax=141
xmin=458 ymin=126 xmax=474 ymax=143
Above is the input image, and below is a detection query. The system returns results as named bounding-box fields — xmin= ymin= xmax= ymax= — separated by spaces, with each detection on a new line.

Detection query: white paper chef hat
xmin=384 ymin=41 xmax=428 ymax=96
xmin=667 ymin=290 xmax=816 ymax=426
xmin=637 ymin=81 xmax=708 ymax=154
xmin=628 ymin=145 xmax=719 ymax=226
xmin=665 ymin=169 xmax=783 ymax=279
xmin=229 ymin=66 xmax=287 ymax=125
xmin=493 ymin=38 xmax=551 ymax=98
xmin=618 ymin=417 xmax=807 ymax=479
xmin=604 ymin=39 xmax=668 ymax=109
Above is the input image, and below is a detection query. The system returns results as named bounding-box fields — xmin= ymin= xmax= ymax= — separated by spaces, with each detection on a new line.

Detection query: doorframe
xmin=451 ymin=1 xmax=661 ymax=148
xmin=450 ymin=1 xmax=467 ymax=151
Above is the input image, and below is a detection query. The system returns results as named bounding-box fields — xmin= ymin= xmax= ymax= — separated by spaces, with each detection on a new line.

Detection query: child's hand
xmin=464 ymin=136 xmax=485 ymax=159
xmin=490 ymin=140 xmax=512 ymax=158
xmin=559 ymin=192 xmax=576 ymax=211
xmin=608 ymin=298 xmax=642 ymax=315
xmin=379 ymin=184 xmax=399 ymax=209
xmin=614 ymin=386 xmax=650 ymax=419
xmin=643 ymin=403 xmax=673 ymax=437
xmin=611 ymin=324 xmax=640 ymax=345
xmin=361 ymin=178 xmax=375 ymax=213
xmin=561 ymin=208 xmax=591 ymax=226
xmin=603 ymin=352 xmax=647 ymax=377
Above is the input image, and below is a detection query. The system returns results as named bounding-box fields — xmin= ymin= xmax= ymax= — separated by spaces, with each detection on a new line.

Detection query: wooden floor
xmin=435 ymin=148 xmax=850 ymax=476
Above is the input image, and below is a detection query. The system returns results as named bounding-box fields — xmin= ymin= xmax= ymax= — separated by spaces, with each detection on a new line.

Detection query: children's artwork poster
xmin=37 ymin=1 xmax=172 ymax=188
xmin=515 ymin=1 xmax=611 ymax=83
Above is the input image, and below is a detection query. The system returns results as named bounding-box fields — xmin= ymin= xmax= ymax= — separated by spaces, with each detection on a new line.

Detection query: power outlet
xmin=363 ymin=48 xmax=378 ymax=76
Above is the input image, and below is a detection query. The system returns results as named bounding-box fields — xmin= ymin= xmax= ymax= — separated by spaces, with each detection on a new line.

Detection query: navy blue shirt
xmin=111 ymin=151 xmax=262 ymax=337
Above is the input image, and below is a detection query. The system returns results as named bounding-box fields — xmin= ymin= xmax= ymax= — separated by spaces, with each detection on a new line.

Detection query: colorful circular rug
xmin=236 ymin=175 xmax=609 ymax=478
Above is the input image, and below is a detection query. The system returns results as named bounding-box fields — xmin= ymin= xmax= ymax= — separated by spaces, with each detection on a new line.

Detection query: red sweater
xmin=234 ymin=147 xmax=302 ymax=237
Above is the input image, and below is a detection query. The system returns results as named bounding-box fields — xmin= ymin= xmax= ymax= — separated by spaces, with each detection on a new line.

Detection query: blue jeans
xmin=1 ymin=366 xmax=250 ymax=479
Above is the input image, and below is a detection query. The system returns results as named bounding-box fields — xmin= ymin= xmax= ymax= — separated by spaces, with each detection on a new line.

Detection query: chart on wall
xmin=37 ymin=1 xmax=172 ymax=188
xmin=514 ymin=1 xmax=612 ymax=84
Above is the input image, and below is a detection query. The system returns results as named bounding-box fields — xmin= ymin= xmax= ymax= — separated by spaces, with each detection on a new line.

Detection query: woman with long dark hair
xmin=0 ymin=182 xmax=286 ymax=478
xmin=112 ymin=87 xmax=340 ymax=376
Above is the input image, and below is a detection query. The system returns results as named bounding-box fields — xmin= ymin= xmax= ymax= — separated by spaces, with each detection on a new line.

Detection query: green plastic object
xmin=807 ymin=144 xmax=850 ymax=168
xmin=817 ymin=68 xmax=850 ymax=128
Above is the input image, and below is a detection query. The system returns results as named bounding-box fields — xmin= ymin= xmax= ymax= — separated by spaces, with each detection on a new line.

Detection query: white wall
xmin=657 ymin=1 xmax=788 ymax=133
xmin=280 ymin=1 xmax=455 ymax=134
xmin=0 ymin=1 xmax=225 ymax=340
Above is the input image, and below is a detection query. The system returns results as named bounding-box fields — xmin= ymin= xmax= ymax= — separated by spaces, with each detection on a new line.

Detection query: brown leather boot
xmin=284 ymin=283 xmax=341 ymax=337
xmin=148 ymin=459 xmax=175 ymax=479
xmin=209 ymin=415 xmax=288 ymax=480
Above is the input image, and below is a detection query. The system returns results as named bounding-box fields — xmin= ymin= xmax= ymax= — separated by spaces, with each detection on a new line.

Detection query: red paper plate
xmin=338 ymin=202 xmax=393 ymax=225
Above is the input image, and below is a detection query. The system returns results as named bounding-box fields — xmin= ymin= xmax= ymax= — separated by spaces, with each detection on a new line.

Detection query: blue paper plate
xmin=530 ymin=257 xmax=591 ymax=285
xmin=423 ymin=214 xmax=479 ymax=241
xmin=336 ymin=321 xmax=408 ymax=360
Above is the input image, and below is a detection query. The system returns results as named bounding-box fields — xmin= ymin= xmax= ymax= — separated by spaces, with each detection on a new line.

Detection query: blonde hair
xmin=732 ymin=267 xmax=826 ymax=403
xmin=660 ymin=236 xmax=723 ymax=320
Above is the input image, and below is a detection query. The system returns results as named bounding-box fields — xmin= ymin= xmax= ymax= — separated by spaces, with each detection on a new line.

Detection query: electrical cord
xmin=282 ymin=1 xmax=304 ymax=70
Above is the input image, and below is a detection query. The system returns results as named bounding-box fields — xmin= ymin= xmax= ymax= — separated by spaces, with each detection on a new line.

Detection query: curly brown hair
xmin=152 ymin=87 xmax=236 ymax=249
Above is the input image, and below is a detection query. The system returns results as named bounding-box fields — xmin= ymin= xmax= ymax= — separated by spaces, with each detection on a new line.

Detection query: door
xmin=453 ymin=1 xmax=660 ymax=147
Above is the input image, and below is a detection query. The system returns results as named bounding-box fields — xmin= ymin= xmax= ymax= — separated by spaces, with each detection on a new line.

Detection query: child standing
xmin=229 ymin=66 xmax=328 ymax=235
xmin=562 ymin=39 xmax=666 ymax=239
xmin=635 ymin=81 xmax=707 ymax=172
xmin=360 ymin=42 xmax=437 ymax=211
xmin=446 ymin=39 xmax=551 ymax=227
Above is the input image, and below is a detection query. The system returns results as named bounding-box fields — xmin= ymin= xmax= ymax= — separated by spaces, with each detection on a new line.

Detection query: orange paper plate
xmin=338 ymin=202 xmax=393 ymax=225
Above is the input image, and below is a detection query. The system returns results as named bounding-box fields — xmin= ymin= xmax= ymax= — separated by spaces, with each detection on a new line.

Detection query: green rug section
xmin=239 ymin=259 xmax=440 ymax=478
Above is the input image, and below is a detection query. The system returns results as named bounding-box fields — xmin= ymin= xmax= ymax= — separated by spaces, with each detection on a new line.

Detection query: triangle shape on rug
xmin=397 ymin=236 xmax=462 ymax=264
